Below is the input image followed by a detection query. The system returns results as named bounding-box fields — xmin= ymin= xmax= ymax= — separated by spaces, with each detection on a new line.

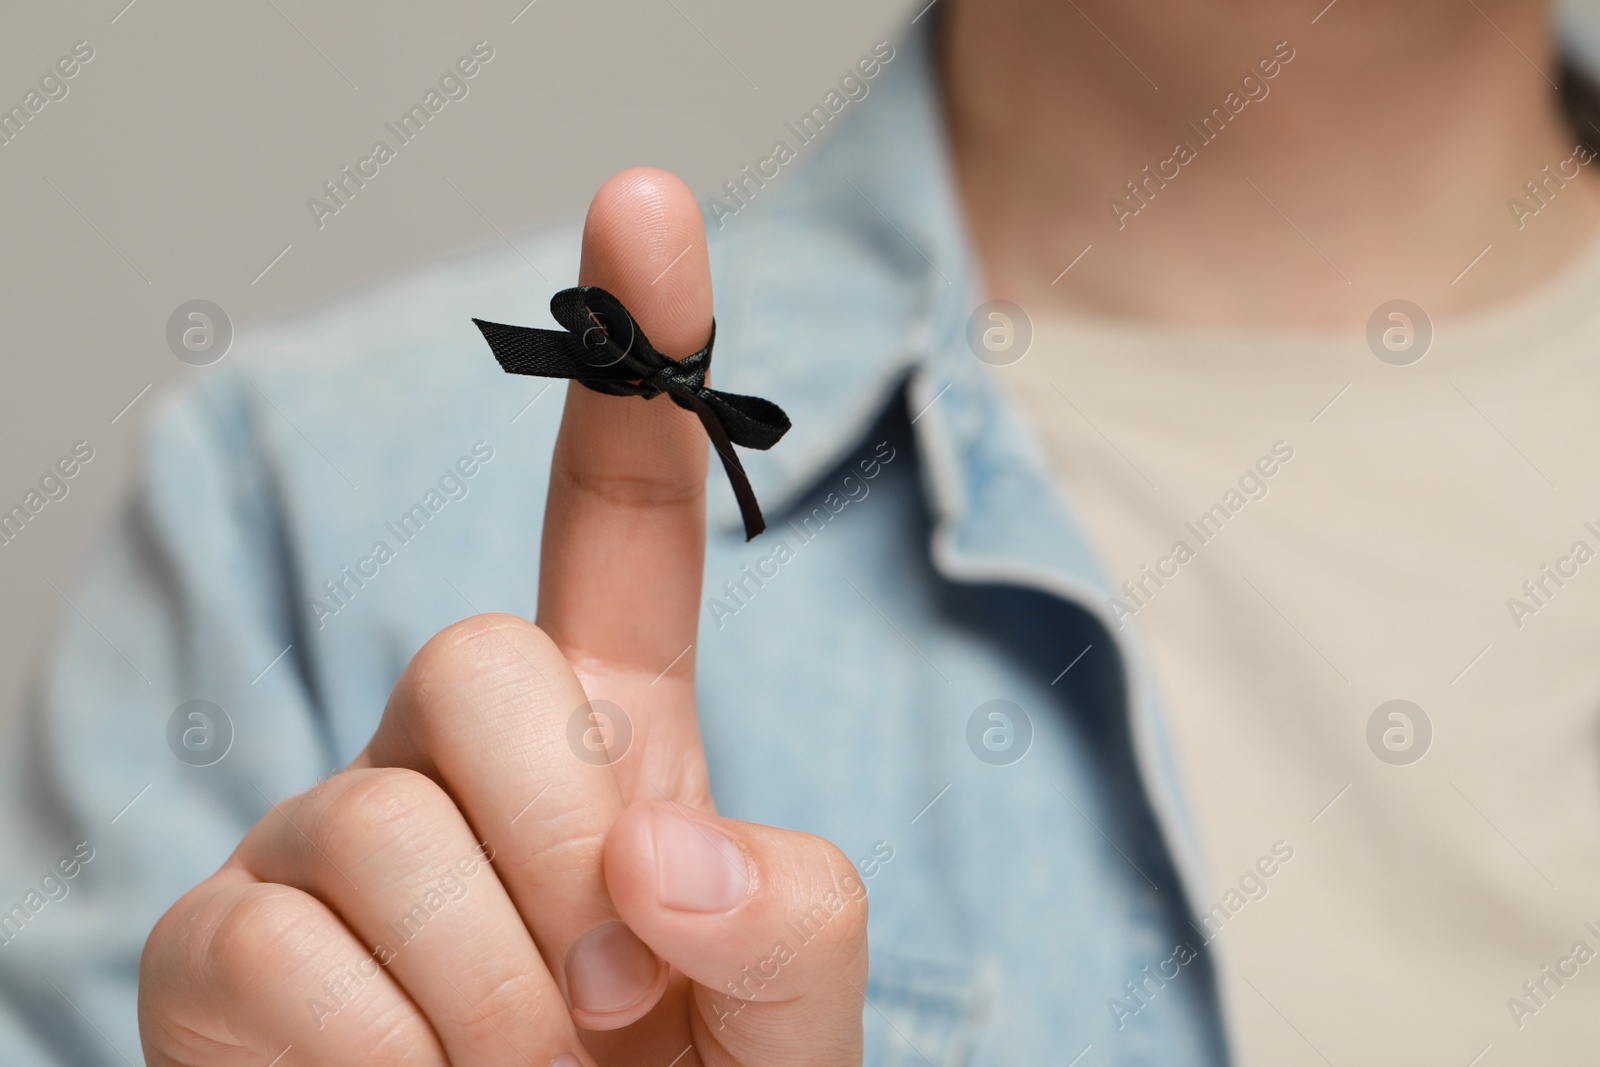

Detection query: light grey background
xmin=3 ymin=0 xmax=1599 ymax=731
xmin=0 ymin=0 xmax=915 ymax=728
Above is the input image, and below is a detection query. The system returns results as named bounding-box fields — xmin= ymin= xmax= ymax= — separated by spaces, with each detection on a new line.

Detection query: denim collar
xmin=705 ymin=17 xmax=1225 ymax=997
xmin=703 ymin=19 xmax=963 ymax=528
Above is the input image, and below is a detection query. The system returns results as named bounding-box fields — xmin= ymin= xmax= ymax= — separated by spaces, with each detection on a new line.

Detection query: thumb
xmin=603 ymin=801 xmax=868 ymax=1065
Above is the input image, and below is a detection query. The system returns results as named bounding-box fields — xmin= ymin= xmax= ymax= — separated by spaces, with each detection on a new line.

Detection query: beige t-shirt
xmin=995 ymin=236 xmax=1600 ymax=1065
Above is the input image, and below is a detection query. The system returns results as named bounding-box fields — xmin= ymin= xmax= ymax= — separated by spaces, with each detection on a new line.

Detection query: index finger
xmin=536 ymin=168 xmax=712 ymax=755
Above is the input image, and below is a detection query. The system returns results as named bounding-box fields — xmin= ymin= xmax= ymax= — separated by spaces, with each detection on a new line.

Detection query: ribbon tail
xmin=673 ymin=389 xmax=766 ymax=540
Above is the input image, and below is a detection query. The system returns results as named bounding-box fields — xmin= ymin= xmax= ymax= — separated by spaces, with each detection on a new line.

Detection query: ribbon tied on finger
xmin=473 ymin=286 xmax=791 ymax=540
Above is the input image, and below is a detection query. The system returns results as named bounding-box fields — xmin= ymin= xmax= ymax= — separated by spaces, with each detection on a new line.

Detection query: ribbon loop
xmin=472 ymin=286 xmax=791 ymax=540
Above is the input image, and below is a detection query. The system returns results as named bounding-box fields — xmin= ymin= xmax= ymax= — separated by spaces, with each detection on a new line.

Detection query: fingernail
xmin=565 ymin=921 xmax=659 ymax=1015
xmin=549 ymin=1057 xmax=582 ymax=1067
xmin=653 ymin=808 xmax=749 ymax=912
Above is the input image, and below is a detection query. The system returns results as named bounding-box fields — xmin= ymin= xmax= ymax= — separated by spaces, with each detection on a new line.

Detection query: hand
xmin=139 ymin=168 xmax=868 ymax=1067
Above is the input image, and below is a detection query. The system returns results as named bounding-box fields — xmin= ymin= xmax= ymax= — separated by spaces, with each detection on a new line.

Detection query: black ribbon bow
xmin=472 ymin=286 xmax=791 ymax=540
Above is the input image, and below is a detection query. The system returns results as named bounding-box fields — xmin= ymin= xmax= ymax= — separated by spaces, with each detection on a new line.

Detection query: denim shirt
xmin=0 ymin=22 xmax=1233 ymax=1067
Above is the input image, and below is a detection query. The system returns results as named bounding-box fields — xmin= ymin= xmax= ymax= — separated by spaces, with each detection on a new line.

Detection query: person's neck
xmin=941 ymin=0 xmax=1600 ymax=332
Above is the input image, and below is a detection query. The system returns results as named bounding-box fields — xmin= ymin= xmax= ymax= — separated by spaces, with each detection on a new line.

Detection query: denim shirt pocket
xmin=862 ymin=950 xmax=994 ymax=1067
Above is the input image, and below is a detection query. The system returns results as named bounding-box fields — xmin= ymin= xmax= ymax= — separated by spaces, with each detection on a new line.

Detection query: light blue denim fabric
xmin=0 ymin=21 xmax=1232 ymax=1067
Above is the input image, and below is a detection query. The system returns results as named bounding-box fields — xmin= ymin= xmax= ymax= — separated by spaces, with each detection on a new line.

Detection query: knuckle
xmin=811 ymin=837 xmax=870 ymax=941
xmin=143 ymin=880 xmax=209 ymax=956
xmin=353 ymin=1028 xmax=441 ymax=1067
xmin=206 ymin=884 xmax=325 ymax=994
xmin=397 ymin=614 xmax=566 ymax=734
xmin=141 ymin=880 xmax=222 ymax=988
xmin=450 ymin=969 xmax=558 ymax=1048
xmin=501 ymin=821 xmax=609 ymax=883
xmin=813 ymin=836 xmax=859 ymax=887
xmin=306 ymin=767 xmax=453 ymax=867
xmin=434 ymin=613 xmax=561 ymax=678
